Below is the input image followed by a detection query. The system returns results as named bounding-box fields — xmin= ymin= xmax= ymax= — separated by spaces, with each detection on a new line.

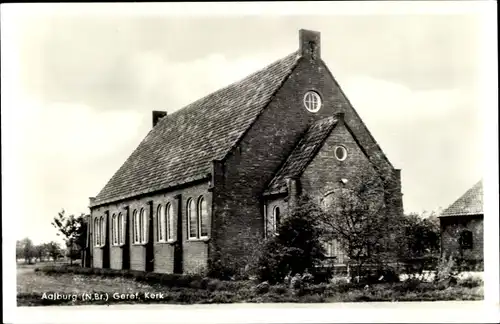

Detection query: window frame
xmin=132 ymin=210 xmax=140 ymax=244
xmin=94 ymin=217 xmax=100 ymax=247
xmin=187 ymin=198 xmax=198 ymax=240
xmin=117 ymin=212 xmax=125 ymax=246
xmin=334 ymin=145 xmax=348 ymax=161
xmin=166 ymin=202 xmax=175 ymax=242
xmin=273 ymin=206 xmax=280 ymax=234
xmin=100 ymin=216 xmax=105 ymax=247
xmin=157 ymin=204 xmax=166 ymax=243
xmin=303 ymin=91 xmax=322 ymax=113
xmin=112 ymin=213 xmax=118 ymax=246
xmin=140 ymin=208 xmax=148 ymax=244
xmin=459 ymin=230 xmax=473 ymax=250
xmin=198 ymin=196 xmax=209 ymax=239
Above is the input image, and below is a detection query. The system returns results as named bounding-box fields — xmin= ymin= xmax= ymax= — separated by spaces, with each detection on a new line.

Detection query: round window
xmin=303 ymin=91 xmax=322 ymax=112
xmin=334 ymin=145 xmax=347 ymax=161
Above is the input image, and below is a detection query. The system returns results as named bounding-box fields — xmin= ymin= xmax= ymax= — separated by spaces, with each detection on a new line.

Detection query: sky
xmin=1 ymin=2 xmax=496 ymax=245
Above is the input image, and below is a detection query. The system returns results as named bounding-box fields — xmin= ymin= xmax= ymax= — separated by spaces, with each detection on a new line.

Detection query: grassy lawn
xmin=17 ymin=267 xmax=484 ymax=306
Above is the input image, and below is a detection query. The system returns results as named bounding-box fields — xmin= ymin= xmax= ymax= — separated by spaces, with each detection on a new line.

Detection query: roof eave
xmin=90 ymin=174 xmax=211 ymax=209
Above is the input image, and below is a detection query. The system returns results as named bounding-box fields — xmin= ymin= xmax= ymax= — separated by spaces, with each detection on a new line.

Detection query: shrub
xmin=435 ymin=255 xmax=459 ymax=282
xmin=400 ymin=277 xmax=421 ymax=292
xmin=300 ymin=293 xmax=325 ymax=303
xmin=290 ymin=274 xmax=303 ymax=290
xmin=255 ymin=197 xmax=326 ymax=284
xmin=302 ymin=272 xmax=315 ymax=285
xmin=207 ymin=279 xmax=223 ymax=292
xmin=269 ymin=284 xmax=288 ymax=295
xmin=457 ymin=276 xmax=483 ymax=288
xmin=210 ymin=291 xmax=236 ymax=304
xmin=254 ymin=281 xmax=270 ymax=294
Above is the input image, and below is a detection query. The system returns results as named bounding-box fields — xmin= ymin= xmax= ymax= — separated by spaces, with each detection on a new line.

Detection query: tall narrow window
xmin=140 ymin=208 xmax=148 ymax=244
xmin=133 ymin=210 xmax=139 ymax=244
xmin=94 ymin=218 xmax=99 ymax=247
xmin=112 ymin=214 xmax=118 ymax=245
xmin=273 ymin=206 xmax=280 ymax=233
xmin=117 ymin=213 xmax=124 ymax=245
xmin=198 ymin=196 xmax=208 ymax=238
xmin=100 ymin=216 xmax=105 ymax=246
xmin=166 ymin=203 xmax=175 ymax=242
xmin=187 ymin=199 xmax=197 ymax=239
xmin=157 ymin=205 xmax=165 ymax=242
xmin=459 ymin=230 xmax=473 ymax=250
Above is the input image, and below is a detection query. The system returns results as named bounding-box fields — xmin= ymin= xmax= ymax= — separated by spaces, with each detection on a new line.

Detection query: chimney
xmin=152 ymin=111 xmax=167 ymax=127
xmin=89 ymin=197 xmax=96 ymax=206
xmin=299 ymin=29 xmax=321 ymax=60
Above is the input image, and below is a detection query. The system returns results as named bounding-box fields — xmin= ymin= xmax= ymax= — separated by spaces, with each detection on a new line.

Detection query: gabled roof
xmin=264 ymin=116 xmax=338 ymax=196
xmin=440 ymin=180 xmax=483 ymax=217
xmin=92 ymin=51 xmax=301 ymax=207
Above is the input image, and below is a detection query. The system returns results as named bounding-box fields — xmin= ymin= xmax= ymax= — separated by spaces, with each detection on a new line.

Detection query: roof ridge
xmin=92 ymin=50 xmax=302 ymax=207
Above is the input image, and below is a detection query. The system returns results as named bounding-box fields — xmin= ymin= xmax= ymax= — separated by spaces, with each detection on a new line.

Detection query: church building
xmin=85 ymin=29 xmax=403 ymax=274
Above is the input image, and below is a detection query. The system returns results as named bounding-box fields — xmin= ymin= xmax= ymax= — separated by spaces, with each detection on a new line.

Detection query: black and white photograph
xmin=2 ymin=2 xmax=498 ymax=323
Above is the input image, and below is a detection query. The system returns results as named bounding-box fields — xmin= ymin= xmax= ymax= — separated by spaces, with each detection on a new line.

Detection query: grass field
xmin=17 ymin=266 xmax=484 ymax=306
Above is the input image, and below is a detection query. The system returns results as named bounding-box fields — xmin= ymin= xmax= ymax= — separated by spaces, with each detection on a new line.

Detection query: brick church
xmin=85 ymin=29 xmax=403 ymax=274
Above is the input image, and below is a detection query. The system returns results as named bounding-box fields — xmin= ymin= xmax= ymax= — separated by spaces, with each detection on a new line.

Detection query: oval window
xmin=303 ymin=91 xmax=322 ymax=112
xmin=334 ymin=145 xmax=347 ymax=161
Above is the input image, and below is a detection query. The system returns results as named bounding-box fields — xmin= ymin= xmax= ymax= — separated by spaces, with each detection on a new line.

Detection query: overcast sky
xmin=2 ymin=3 xmax=495 ymax=245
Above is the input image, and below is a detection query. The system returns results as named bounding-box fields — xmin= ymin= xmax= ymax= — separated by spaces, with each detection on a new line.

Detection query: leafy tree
xmin=318 ymin=170 xmax=399 ymax=280
xmin=45 ymin=241 xmax=62 ymax=261
xmin=34 ymin=244 xmax=47 ymax=262
xmin=52 ymin=210 xmax=87 ymax=265
xmin=19 ymin=237 xmax=35 ymax=264
xmin=256 ymin=196 xmax=326 ymax=283
xmin=16 ymin=240 xmax=24 ymax=261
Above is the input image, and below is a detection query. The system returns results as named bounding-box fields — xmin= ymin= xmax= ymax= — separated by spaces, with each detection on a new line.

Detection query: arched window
xmin=166 ymin=203 xmax=175 ymax=242
xmin=187 ymin=198 xmax=197 ymax=239
xmin=140 ymin=208 xmax=148 ymax=244
xmin=198 ymin=196 xmax=208 ymax=238
xmin=94 ymin=218 xmax=99 ymax=247
xmin=133 ymin=210 xmax=139 ymax=244
xmin=117 ymin=213 xmax=124 ymax=245
xmin=112 ymin=214 xmax=118 ymax=245
xmin=273 ymin=206 xmax=280 ymax=233
xmin=157 ymin=205 xmax=165 ymax=242
xmin=100 ymin=216 xmax=105 ymax=246
xmin=459 ymin=230 xmax=473 ymax=250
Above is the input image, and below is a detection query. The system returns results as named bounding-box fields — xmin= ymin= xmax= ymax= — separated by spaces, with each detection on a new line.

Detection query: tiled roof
xmin=264 ymin=116 xmax=338 ymax=195
xmin=440 ymin=180 xmax=483 ymax=217
xmin=92 ymin=51 xmax=301 ymax=207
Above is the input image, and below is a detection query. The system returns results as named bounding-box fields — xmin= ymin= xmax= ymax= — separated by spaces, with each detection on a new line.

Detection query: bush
xmin=457 ymin=276 xmax=483 ymax=288
xmin=290 ymin=274 xmax=303 ymax=290
xmin=269 ymin=284 xmax=288 ymax=295
xmin=254 ymin=281 xmax=270 ymax=294
xmin=255 ymin=197 xmax=326 ymax=284
xmin=435 ymin=255 xmax=459 ymax=282
xmin=207 ymin=279 xmax=223 ymax=292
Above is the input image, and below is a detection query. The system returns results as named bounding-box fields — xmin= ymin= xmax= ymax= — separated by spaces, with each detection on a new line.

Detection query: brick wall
xmin=300 ymin=122 xmax=379 ymax=200
xmin=89 ymin=181 xmax=211 ymax=274
xmin=211 ymin=57 xmax=340 ymax=266
xmin=110 ymin=247 xmax=123 ymax=270
xmin=211 ymin=54 xmax=400 ymax=270
xmin=440 ymin=215 xmax=483 ymax=261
